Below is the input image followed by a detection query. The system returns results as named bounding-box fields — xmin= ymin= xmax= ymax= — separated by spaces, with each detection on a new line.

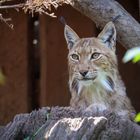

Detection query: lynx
xmin=64 ymin=22 xmax=135 ymax=119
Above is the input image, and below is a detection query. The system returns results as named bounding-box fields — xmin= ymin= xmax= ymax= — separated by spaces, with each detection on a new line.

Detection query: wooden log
xmin=0 ymin=107 xmax=140 ymax=140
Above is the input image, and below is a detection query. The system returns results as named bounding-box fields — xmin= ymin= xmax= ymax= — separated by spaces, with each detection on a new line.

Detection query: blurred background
xmin=0 ymin=0 xmax=139 ymax=125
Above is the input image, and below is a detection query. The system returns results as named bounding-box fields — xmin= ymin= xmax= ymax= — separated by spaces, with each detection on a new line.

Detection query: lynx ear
xmin=97 ymin=22 xmax=116 ymax=50
xmin=64 ymin=25 xmax=79 ymax=49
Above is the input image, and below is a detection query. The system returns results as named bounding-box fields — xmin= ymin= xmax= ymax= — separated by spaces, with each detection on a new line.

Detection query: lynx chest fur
xmin=64 ymin=22 xmax=135 ymax=119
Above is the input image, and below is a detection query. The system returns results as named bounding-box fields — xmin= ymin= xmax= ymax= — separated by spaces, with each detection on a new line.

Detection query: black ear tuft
xmin=97 ymin=22 xmax=116 ymax=50
xmin=64 ymin=25 xmax=79 ymax=49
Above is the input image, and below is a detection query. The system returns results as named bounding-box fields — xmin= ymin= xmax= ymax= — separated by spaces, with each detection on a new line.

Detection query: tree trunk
xmin=70 ymin=0 xmax=140 ymax=49
xmin=0 ymin=107 xmax=140 ymax=140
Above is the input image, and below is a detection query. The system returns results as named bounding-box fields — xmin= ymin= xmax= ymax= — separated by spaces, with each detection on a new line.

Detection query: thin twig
xmin=0 ymin=14 xmax=13 ymax=29
xmin=0 ymin=3 xmax=24 ymax=9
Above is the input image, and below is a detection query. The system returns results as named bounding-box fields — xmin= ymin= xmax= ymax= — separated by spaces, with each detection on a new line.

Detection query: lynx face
xmin=65 ymin=22 xmax=117 ymax=95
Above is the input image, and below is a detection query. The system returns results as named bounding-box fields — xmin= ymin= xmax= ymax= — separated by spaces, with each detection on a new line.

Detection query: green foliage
xmin=24 ymin=112 xmax=50 ymax=140
xmin=123 ymin=47 xmax=140 ymax=63
xmin=134 ymin=113 xmax=140 ymax=123
xmin=24 ymin=124 xmax=45 ymax=140
xmin=123 ymin=48 xmax=140 ymax=123
xmin=23 ymin=137 xmax=31 ymax=140
xmin=0 ymin=69 xmax=6 ymax=85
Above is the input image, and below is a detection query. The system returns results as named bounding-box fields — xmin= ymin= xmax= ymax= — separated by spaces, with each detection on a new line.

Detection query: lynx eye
xmin=91 ymin=52 xmax=100 ymax=60
xmin=71 ymin=54 xmax=79 ymax=61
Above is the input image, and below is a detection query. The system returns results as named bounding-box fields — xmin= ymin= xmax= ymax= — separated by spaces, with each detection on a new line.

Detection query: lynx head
xmin=64 ymin=22 xmax=118 ymax=95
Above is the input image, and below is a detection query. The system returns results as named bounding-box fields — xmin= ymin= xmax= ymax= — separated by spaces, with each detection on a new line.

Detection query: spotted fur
xmin=64 ymin=22 xmax=135 ymax=119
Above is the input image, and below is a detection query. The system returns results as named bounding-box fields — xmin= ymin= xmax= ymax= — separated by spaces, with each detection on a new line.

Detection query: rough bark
xmin=0 ymin=107 xmax=140 ymax=140
xmin=70 ymin=0 xmax=140 ymax=49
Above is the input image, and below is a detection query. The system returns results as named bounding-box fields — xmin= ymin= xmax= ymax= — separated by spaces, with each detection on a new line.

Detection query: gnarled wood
xmin=0 ymin=107 xmax=140 ymax=140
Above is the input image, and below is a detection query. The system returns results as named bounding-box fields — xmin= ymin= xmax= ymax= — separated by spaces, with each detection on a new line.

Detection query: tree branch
xmin=70 ymin=0 xmax=140 ymax=49
xmin=0 ymin=3 xmax=24 ymax=9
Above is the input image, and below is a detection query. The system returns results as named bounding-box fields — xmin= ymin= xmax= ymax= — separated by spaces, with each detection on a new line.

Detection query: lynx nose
xmin=80 ymin=71 xmax=88 ymax=77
